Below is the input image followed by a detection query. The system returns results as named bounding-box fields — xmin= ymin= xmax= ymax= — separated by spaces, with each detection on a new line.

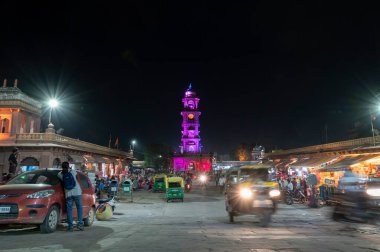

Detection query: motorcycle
xmin=185 ymin=182 xmax=192 ymax=192
xmin=199 ymin=174 xmax=207 ymax=191
xmin=98 ymin=196 xmax=116 ymax=212
xmin=283 ymin=189 xmax=294 ymax=205
xmin=293 ymin=189 xmax=307 ymax=204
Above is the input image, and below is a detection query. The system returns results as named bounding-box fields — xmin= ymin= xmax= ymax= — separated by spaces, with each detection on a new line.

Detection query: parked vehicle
xmin=332 ymin=176 xmax=380 ymax=224
xmin=0 ymin=169 xmax=96 ymax=233
xmin=225 ymin=164 xmax=280 ymax=227
xmin=166 ymin=177 xmax=184 ymax=202
xmin=152 ymin=174 xmax=168 ymax=193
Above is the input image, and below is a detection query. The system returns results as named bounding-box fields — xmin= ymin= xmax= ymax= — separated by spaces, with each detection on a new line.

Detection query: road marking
xmin=1 ymin=244 xmax=71 ymax=252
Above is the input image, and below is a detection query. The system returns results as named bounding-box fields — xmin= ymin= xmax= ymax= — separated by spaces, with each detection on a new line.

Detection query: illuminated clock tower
xmin=172 ymin=84 xmax=211 ymax=173
xmin=180 ymin=84 xmax=202 ymax=154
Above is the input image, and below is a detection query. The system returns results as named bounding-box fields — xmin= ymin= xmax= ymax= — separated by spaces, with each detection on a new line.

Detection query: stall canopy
xmin=83 ymin=155 xmax=95 ymax=163
xmin=68 ymin=154 xmax=85 ymax=164
xmin=319 ymin=154 xmax=379 ymax=172
xmin=291 ymin=156 xmax=339 ymax=169
xmin=93 ymin=156 xmax=107 ymax=163
xmin=102 ymin=157 xmax=117 ymax=164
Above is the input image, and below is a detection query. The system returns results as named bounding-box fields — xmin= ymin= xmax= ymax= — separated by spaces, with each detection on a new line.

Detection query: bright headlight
xmin=269 ymin=189 xmax=281 ymax=197
xmin=27 ymin=190 xmax=55 ymax=199
xmin=200 ymin=175 xmax=207 ymax=182
xmin=366 ymin=188 xmax=380 ymax=197
xmin=240 ymin=188 xmax=253 ymax=198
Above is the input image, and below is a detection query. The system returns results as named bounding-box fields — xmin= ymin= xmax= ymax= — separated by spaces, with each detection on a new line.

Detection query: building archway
xmin=53 ymin=158 xmax=61 ymax=168
xmin=20 ymin=157 xmax=39 ymax=172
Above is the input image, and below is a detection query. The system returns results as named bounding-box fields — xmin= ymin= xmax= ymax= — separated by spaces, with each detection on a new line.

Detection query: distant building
xmin=0 ymin=79 xmax=133 ymax=179
xmin=251 ymin=145 xmax=265 ymax=161
xmin=172 ymin=84 xmax=212 ymax=172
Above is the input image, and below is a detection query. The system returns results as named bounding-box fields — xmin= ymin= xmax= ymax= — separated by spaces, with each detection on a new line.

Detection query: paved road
xmin=1 ymin=185 xmax=380 ymax=252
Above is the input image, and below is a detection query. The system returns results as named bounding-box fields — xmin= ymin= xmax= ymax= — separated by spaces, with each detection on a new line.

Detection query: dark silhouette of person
xmin=8 ymin=148 xmax=18 ymax=177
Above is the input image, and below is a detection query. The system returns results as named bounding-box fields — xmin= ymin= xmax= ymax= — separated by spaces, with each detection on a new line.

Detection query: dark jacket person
xmin=8 ymin=148 xmax=18 ymax=176
xmin=58 ymin=162 xmax=84 ymax=232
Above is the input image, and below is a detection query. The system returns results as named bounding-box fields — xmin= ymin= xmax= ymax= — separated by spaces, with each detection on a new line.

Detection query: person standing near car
xmin=58 ymin=161 xmax=84 ymax=232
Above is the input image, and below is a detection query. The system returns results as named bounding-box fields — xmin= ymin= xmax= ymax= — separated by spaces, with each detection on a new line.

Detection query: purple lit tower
xmin=180 ymin=84 xmax=202 ymax=154
xmin=172 ymin=84 xmax=212 ymax=172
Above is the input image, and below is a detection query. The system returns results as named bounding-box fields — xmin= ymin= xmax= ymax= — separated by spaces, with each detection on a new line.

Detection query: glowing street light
xmin=130 ymin=140 xmax=136 ymax=151
xmin=48 ymin=99 xmax=59 ymax=125
xmin=369 ymin=96 xmax=380 ymax=146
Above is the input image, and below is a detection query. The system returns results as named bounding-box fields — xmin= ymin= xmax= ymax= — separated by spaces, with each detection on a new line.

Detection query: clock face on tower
xmin=188 ymin=113 xmax=194 ymax=119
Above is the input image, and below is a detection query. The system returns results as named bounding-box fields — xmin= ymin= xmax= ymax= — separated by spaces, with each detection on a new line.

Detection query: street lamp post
xmin=130 ymin=140 xmax=136 ymax=151
xmin=371 ymin=113 xmax=376 ymax=146
xmin=48 ymin=99 xmax=59 ymax=125
xmin=46 ymin=99 xmax=59 ymax=134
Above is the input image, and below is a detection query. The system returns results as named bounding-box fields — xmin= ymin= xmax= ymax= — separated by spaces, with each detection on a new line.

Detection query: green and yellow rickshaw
xmin=153 ymin=174 xmax=168 ymax=193
xmin=166 ymin=177 xmax=185 ymax=202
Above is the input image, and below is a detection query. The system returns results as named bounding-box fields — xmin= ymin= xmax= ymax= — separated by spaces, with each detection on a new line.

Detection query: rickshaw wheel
xmin=228 ymin=212 xmax=234 ymax=223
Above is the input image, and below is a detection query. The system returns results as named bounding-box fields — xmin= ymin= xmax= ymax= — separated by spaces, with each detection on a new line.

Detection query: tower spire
xmin=187 ymin=83 xmax=192 ymax=91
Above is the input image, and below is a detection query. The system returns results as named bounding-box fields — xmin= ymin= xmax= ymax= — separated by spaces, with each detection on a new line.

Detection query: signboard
xmin=306 ymin=174 xmax=317 ymax=186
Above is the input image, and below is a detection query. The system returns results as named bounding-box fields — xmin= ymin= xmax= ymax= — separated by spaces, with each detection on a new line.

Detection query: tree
xmin=143 ymin=143 xmax=173 ymax=170
xmin=235 ymin=143 xmax=250 ymax=161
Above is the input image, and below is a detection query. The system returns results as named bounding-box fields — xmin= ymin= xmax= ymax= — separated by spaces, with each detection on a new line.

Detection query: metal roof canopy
xmin=68 ymin=154 xmax=85 ymax=163
xmin=319 ymin=154 xmax=379 ymax=172
xmin=291 ymin=156 xmax=339 ymax=168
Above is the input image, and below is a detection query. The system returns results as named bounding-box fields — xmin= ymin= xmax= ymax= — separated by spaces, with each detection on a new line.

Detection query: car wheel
xmin=286 ymin=196 xmax=293 ymax=205
xmin=40 ymin=205 xmax=60 ymax=233
xmin=84 ymin=207 xmax=95 ymax=227
xmin=259 ymin=211 xmax=272 ymax=227
xmin=228 ymin=212 xmax=234 ymax=223
xmin=332 ymin=206 xmax=344 ymax=221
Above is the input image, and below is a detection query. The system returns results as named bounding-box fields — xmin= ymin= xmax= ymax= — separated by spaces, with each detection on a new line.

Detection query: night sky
xmin=1 ymin=2 xmax=380 ymax=155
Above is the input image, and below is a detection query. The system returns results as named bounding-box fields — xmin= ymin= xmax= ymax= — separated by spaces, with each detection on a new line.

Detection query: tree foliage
xmin=143 ymin=143 xmax=173 ymax=170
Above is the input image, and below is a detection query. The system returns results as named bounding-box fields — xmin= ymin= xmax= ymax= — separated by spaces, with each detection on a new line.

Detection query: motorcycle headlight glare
xmin=366 ymin=188 xmax=380 ymax=197
xmin=269 ymin=189 xmax=281 ymax=197
xmin=200 ymin=175 xmax=207 ymax=182
xmin=240 ymin=188 xmax=253 ymax=198
xmin=27 ymin=190 xmax=55 ymax=199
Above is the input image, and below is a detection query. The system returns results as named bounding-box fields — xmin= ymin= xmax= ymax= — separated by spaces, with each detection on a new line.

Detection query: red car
xmin=0 ymin=169 xmax=96 ymax=233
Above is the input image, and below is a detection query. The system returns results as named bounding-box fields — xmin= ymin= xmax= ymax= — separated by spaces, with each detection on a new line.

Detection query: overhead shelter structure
xmin=317 ymin=154 xmax=380 ymax=187
xmin=289 ymin=155 xmax=340 ymax=176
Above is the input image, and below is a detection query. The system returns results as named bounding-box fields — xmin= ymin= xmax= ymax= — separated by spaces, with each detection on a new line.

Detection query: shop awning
xmin=92 ymin=156 xmax=107 ymax=163
xmin=68 ymin=154 xmax=85 ymax=164
xmin=102 ymin=157 xmax=117 ymax=164
xmin=83 ymin=155 xmax=95 ymax=162
xmin=319 ymin=154 xmax=379 ymax=172
xmin=290 ymin=156 xmax=339 ymax=169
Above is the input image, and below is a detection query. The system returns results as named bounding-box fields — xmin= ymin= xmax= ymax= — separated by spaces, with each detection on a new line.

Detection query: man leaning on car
xmin=57 ymin=162 xmax=84 ymax=232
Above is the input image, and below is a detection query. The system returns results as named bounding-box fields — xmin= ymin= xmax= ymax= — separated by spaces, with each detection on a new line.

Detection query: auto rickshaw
xmin=224 ymin=164 xmax=280 ymax=227
xmin=152 ymin=174 xmax=168 ymax=193
xmin=166 ymin=177 xmax=185 ymax=202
